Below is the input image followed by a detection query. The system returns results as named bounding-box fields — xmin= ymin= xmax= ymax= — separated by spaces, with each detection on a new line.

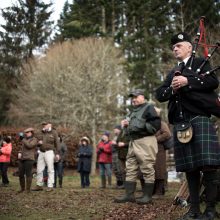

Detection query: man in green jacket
xmin=115 ymin=89 xmax=161 ymax=204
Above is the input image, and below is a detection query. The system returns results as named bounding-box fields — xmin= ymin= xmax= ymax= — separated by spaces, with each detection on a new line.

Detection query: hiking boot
xmin=46 ymin=187 xmax=53 ymax=192
xmin=18 ymin=177 xmax=25 ymax=193
xmin=32 ymin=185 xmax=43 ymax=191
xmin=26 ymin=177 xmax=32 ymax=193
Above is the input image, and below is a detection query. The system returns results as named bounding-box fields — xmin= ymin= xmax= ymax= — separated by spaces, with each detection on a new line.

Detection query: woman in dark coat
xmin=77 ymin=137 xmax=93 ymax=188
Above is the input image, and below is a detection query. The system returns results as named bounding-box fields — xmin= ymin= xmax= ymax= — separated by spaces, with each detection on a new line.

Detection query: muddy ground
xmin=0 ymin=168 xmax=219 ymax=220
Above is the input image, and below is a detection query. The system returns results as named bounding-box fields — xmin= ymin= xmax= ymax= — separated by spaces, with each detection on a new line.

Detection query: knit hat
xmin=103 ymin=131 xmax=110 ymax=137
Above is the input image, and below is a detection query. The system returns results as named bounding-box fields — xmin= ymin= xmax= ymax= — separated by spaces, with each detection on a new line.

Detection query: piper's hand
xmin=38 ymin=140 xmax=43 ymax=145
xmin=172 ymin=75 xmax=188 ymax=91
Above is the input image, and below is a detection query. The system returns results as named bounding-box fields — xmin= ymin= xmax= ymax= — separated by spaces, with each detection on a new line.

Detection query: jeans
xmin=0 ymin=162 xmax=10 ymax=185
xmin=54 ymin=161 xmax=64 ymax=187
xmin=99 ymin=163 xmax=112 ymax=177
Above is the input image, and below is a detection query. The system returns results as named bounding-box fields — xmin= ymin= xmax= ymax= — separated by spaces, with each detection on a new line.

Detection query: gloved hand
xmin=97 ymin=148 xmax=104 ymax=154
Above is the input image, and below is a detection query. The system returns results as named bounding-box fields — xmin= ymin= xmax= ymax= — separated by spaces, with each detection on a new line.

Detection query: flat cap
xmin=114 ymin=125 xmax=122 ymax=130
xmin=24 ymin=127 xmax=34 ymax=133
xmin=128 ymin=89 xmax=145 ymax=97
xmin=41 ymin=121 xmax=51 ymax=125
xmin=171 ymin=32 xmax=191 ymax=46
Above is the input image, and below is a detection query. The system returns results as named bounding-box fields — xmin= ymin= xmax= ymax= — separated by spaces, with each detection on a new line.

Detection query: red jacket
xmin=96 ymin=140 xmax=112 ymax=163
xmin=0 ymin=143 xmax=12 ymax=163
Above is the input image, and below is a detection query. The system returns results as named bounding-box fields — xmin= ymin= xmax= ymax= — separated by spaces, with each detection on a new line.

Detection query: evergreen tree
xmin=0 ymin=0 xmax=53 ymax=124
xmin=55 ymin=0 xmax=220 ymax=97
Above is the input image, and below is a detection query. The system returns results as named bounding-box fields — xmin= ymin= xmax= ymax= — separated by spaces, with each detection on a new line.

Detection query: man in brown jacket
xmin=18 ymin=127 xmax=38 ymax=193
xmin=33 ymin=122 xmax=59 ymax=192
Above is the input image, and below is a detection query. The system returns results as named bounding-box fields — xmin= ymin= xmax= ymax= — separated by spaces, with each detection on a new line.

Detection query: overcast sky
xmin=0 ymin=0 xmax=70 ymax=25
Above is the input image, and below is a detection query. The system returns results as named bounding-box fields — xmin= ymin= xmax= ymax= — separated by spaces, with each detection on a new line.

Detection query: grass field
xmin=0 ymin=167 xmax=219 ymax=220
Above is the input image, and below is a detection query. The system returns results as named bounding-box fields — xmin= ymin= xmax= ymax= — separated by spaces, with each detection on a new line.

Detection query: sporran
xmin=175 ymin=122 xmax=193 ymax=143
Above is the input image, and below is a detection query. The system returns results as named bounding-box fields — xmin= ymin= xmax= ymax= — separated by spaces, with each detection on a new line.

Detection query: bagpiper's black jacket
xmin=155 ymin=57 xmax=220 ymax=124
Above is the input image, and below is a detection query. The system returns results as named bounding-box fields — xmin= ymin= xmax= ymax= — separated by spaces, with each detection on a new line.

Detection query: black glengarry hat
xmin=171 ymin=32 xmax=191 ymax=45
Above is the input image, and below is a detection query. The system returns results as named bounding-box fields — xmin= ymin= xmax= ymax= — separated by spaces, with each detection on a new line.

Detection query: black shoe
xmin=177 ymin=210 xmax=202 ymax=220
xmin=1 ymin=183 xmax=9 ymax=187
xmin=201 ymin=210 xmax=218 ymax=220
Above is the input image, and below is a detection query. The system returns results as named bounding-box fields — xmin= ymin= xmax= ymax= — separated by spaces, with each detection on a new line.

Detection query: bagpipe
xmin=175 ymin=16 xmax=220 ymax=118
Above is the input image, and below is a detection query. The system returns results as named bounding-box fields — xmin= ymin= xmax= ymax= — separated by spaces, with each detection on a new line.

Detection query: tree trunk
xmin=91 ymin=116 xmax=97 ymax=175
xmin=101 ymin=6 xmax=106 ymax=34
xmin=111 ymin=0 xmax=115 ymax=35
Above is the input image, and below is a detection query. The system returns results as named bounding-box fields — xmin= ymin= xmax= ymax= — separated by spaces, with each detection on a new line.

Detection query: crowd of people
xmin=0 ymin=31 xmax=220 ymax=220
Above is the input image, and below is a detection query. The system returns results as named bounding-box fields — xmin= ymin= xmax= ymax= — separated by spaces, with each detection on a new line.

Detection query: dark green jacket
xmin=126 ymin=102 xmax=161 ymax=140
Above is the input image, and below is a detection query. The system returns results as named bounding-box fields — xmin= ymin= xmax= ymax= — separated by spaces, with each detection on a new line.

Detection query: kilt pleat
xmin=173 ymin=116 xmax=220 ymax=172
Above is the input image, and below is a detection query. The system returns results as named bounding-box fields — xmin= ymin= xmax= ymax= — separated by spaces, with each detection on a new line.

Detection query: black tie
xmin=178 ymin=62 xmax=185 ymax=72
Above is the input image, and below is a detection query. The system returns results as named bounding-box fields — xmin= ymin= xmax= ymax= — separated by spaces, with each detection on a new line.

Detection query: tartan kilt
xmin=173 ymin=116 xmax=220 ymax=172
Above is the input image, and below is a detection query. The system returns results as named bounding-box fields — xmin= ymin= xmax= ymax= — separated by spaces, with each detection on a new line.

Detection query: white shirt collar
xmin=178 ymin=56 xmax=191 ymax=65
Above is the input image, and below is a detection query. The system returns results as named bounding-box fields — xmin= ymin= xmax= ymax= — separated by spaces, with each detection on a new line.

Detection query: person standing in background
xmin=18 ymin=128 xmax=38 ymax=193
xmin=97 ymin=132 xmax=112 ymax=189
xmin=77 ymin=137 xmax=93 ymax=188
xmin=54 ymin=135 xmax=67 ymax=188
xmin=111 ymin=125 xmax=124 ymax=189
xmin=33 ymin=122 xmax=59 ymax=192
xmin=0 ymin=136 xmax=12 ymax=187
xmin=153 ymin=107 xmax=171 ymax=198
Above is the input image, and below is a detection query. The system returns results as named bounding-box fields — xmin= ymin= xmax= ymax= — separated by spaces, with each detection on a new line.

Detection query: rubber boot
xmin=136 ymin=179 xmax=145 ymax=199
xmin=114 ymin=181 xmax=136 ymax=203
xmin=108 ymin=176 xmax=112 ymax=188
xmin=201 ymin=171 xmax=218 ymax=220
xmin=117 ymin=180 xmax=125 ymax=189
xmin=100 ymin=175 xmax=106 ymax=188
xmin=26 ymin=177 xmax=32 ymax=193
xmin=18 ymin=177 xmax=25 ymax=193
xmin=136 ymin=183 xmax=154 ymax=204
xmin=59 ymin=178 xmax=63 ymax=188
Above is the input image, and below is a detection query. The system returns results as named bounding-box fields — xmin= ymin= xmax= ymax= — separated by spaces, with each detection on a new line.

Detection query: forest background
xmin=0 ymin=0 xmax=220 ymax=168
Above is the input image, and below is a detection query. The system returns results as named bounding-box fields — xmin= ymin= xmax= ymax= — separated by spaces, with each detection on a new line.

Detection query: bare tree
xmin=9 ymin=37 xmax=128 ymax=172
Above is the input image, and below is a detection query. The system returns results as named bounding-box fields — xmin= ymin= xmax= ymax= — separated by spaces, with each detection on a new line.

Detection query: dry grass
xmin=0 ymin=167 xmax=219 ymax=220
